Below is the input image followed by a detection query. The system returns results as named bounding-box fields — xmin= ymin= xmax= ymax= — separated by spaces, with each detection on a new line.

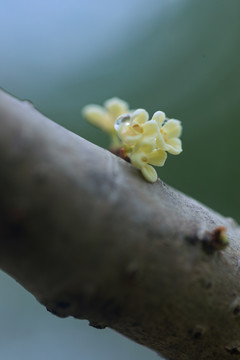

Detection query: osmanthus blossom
xmin=130 ymin=142 xmax=167 ymax=183
xmin=153 ymin=111 xmax=182 ymax=155
xmin=115 ymin=109 xmax=182 ymax=183
xmin=115 ymin=109 xmax=160 ymax=146
xmin=82 ymin=97 xmax=129 ymax=147
xmin=82 ymin=97 xmax=182 ymax=183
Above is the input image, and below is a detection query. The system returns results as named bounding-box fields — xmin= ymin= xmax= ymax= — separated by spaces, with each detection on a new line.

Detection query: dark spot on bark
xmin=185 ymin=235 xmax=198 ymax=246
xmin=1 ymin=204 xmax=29 ymax=243
xmin=199 ymin=278 xmax=213 ymax=290
xmin=204 ymin=280 xmax=212 ymax=290
xmin=225 ymin=346 xmax=240 ymax=354
xmin=192 ymin=330 xmax=202 ymax=339
xmin=185 ymin=226 xmax=229 ymax=254
xmin=233 ymin=305 xmax=240 ymax=316
xmin=202 ymin=226 xmax=228 ymax=253
xmin=189 ymin=325 xmax=205 ymax=339
xmin=56 ymin=301 xmax=70 ymax=309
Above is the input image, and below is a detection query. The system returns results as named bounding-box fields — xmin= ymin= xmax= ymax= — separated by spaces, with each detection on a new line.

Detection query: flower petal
xmin=131 ymin=109 xmax=149 ymax=126
xmin=130 ymin=149 xmax=145 ymax=169
xmin=142 ymin=120 xmax=158 ymax=138
xmin=82 ymin=105 xmax=106 ymax=123
xmin=165 ymin=138 xmax=182 ymax=155
xmin=162 ymin=119 xmax=182 ymax=139
xmin=152 ymin=111 xmax=166 ymax=127
xmin=141 ymin=164 xmax=158 ymax=183
xmin=122 ymin=132 xmax=142 ymax=145
xmin=147 ymin=149 xmax=167 ymax=166
xmin=155 ymin=128 xmax=166 ymax=149
xmin=129 ymin=142 xmax=155 ymax=167
xmin=137 ymin=142 xmax=155 ymax=154
xmin=82 ymin=105 xmax=112 ymax=132
xmin=104 ymin=97 xmax=129 ymax=119
xmin=119 ymin=121 xmax=144 ymax=145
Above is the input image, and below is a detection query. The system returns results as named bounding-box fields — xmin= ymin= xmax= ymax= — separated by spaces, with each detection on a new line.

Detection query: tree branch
xmin=0 ymin=89 xmax=240 ymax=360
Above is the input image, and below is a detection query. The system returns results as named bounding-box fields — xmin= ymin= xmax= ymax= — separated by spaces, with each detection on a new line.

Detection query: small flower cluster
xmin=115 ymin=109 xmax=182 ymax=182
xmin=82 ymin=97 xmax=182 ymax=183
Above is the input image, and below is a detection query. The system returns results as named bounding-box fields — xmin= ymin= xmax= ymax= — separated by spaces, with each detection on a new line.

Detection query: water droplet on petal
xmin=114 ymin=114 xmax=131 ymax=132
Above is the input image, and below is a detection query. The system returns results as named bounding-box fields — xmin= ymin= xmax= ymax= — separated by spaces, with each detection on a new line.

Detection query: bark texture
xmin=0 ymin=89 xmax=240 ymax=360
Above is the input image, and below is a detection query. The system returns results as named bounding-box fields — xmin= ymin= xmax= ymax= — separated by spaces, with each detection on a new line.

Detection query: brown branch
xmin=0 ymin=89 xmax=240 ymax=360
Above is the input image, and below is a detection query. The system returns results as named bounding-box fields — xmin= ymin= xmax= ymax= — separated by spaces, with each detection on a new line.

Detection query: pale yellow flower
xmin=130 ymin=143 xmax=167 ymax=183
xmin=82 ymin=97 xmax=129 ymax=147
xmin=118 ymin=109 xmax=182 ymax=155
xmin=116 ymin=109 xmax=159 ymax=146
xmin=115 ymin=108 xmax=182 ymax=183
xmin=153 ymin=111 xmax=182 ymax=155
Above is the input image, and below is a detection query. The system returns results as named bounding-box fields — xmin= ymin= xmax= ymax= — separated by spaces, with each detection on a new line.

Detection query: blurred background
xmin=0 ymin=0 xmax=240 ymax=359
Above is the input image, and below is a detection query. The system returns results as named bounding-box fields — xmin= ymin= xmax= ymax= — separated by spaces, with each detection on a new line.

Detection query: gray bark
xmin=0 ymin=89 xmax=240 ymax=360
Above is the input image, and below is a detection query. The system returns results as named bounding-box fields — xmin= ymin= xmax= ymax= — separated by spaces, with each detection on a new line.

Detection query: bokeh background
xmin=1 ymin=0 xmax=240 ymax=359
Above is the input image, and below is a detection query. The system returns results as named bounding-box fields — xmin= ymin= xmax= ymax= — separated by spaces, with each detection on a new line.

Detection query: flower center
xmin=132 ymin=124 xmax=143 ymax=134
xmin=161 ymin=129 xmax=168 ymax=142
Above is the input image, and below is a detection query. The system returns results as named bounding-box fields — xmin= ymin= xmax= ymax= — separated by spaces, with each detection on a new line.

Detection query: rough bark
xmin=0 ymin=89 xmax=240 ymax=360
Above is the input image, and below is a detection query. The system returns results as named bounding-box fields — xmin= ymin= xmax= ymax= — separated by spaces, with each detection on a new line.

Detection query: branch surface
xmin=1 ymin=90 xmax=240 ymax=360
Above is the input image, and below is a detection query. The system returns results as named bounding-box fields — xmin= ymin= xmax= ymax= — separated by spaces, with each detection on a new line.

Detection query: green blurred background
xmin=1 ymin=0 xmax=240 ymax=359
